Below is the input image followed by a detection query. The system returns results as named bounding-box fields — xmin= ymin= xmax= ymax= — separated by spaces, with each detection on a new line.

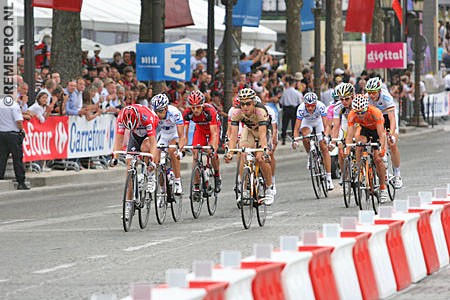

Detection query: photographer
xmin=50 ymin=86 xmax=68 ymax=116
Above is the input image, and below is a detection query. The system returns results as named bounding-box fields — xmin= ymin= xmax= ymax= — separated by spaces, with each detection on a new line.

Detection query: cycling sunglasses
xmin=240 ymin=101 xmax=253 ymax=107
xmin=355 ymin=108 xmax=368 ymax=115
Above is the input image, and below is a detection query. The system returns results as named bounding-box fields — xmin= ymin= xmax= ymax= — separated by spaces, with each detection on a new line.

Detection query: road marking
xmin=32 ymin=263 xmax=77 ymax=274
xmin=0 ymin=219 xmax=35 ymax=225
xmin=267 ymin=211 xmax=289 ymax=219
xmin=0 ymin=279 xmax=9 ymax=283
xmin=87 ymin=255 xmax=108 ymax=260
xmin=107 ymin=205 xmax=121 ymax=208
xmin=123 ymin=237 xmax=182 ymax=252
xmin=191 ymin=223 xmax=240 ymax=233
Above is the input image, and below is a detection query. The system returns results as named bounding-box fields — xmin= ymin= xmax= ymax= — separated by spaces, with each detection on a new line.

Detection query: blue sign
xmin=232 ymin=0 xmax=262 ymax=27
xmin=301 ymin=0 xmax=315 ymax=31
xmin=136 ymin=43 xmax=191 ymax=81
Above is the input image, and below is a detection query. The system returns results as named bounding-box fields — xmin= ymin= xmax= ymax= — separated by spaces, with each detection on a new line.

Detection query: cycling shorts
xmin=360 ymin=127 xmax=380 ymax=148
xmin=127 ymin=133 xmax=147 ymax=152
xmin=240 ymin=127 xmax=272 ymax=150
xmin=300 ymin=119 xmax=325 ymax=141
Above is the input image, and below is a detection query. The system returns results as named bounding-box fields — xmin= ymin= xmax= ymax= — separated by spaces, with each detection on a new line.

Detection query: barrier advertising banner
xmin=366 ymin=42 xmax=407 ymax=69
xmin=423 ymin=92 xmax=450 ymax=118
xmin=23 ymin=116 xmax=69 ymax=162
xmin=67 ymin=114 xmax=116 ymax=159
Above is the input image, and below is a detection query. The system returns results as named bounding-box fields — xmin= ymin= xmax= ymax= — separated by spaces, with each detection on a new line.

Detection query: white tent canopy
xmin=16 ymin=0 xmax=277 ymax=49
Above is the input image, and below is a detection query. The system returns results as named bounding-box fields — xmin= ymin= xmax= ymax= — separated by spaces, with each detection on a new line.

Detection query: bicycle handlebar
xmin=227 ymin=148 xmax=266 ymax=153
xmin=293 ymin=133 xmax=323 ymax=141
xmin=346 ymin=142 xmax=379 ymax=147
xmin=157 ymin=144 xmax=179 ymax=150
xmin=183 ymin=145 xmax=214 ymax=150
xmin=113 ymin=151 xmax=154 ymax=159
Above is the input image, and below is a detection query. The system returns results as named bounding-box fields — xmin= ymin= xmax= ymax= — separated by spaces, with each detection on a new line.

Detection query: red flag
xmin=165 ymin=0 xmax=194 ymax=29
xmin=345 ymin=0 xmax=376 ymax=33
xmin=32 ymin=0 xmax=83 ymax=12
xmin=392 ymin=0 xmax=403 ymax=25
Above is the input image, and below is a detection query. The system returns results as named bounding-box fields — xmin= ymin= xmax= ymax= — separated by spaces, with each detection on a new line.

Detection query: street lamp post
xmin=411 ymin=0 xmax=428 ymax=127
xmin=312 ymin=0 xmax=322 ymax=96
xmin=380 ymin=0 xmax=394 ymax=84
xmin=221 ymin=0 xmax=236 ymax=115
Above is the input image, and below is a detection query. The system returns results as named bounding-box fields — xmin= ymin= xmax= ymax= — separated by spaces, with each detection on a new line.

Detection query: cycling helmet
xmin=122 ymin=106 xmax=140 ymax=130
xmin=365 ymin=77 xmax=382 ymax=92
xmin=352 ymin=94 xmax=369 ymax=112
xmin=335 ymin=82 xmax=355 ymax=98
xmin=331 ymin=90 xmax=339 ymax=102
xmin=232 ymin=95 xmax=240 ymax=107
xmin=238 ymin=88 xmax=256 ymax=103
xmin=188 ymin=90 xmax=205 ymax=106
xmin=254 ymin=95 xmax=262 ymax=103
xmin=151 ymin=93 xmax=169 ymax=111
xmin=303 ymin=92 xmax=318 ymax=104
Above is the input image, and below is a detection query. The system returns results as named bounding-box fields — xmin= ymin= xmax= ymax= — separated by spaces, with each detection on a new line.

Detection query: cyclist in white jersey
xmin=292 ymin=92 xmax=334 ymax=190
xmin=151 ymin=93 xmax=185 ymax=194
xmin=331 ymin=83 xmax=355 ymax=185
xmin=365 ymin=77 xmax=402 ymax=189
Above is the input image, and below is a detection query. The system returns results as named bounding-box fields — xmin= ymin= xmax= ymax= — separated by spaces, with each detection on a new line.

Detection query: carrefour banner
xmin=136 ymin=43 xmax=191 ymax=81
xmin=23 ymin=116 xmax=69 ymax=162
xmin=301 ymin=0 xmax=315 ymax=31
xmin=67 ymin=114 xmax=116 ymax=159
xmin=232 ymin=0 xmax=262 ymax=27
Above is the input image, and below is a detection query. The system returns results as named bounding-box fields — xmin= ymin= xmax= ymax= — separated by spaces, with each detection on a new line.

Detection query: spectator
xmin=122 ymin=51 xmax=133 ymax=68
xmin=239 ymin=51 xmax=261 ymax=74
xmin=51 ymin=72 xmax=61 ymax=85
xmin=0 ymin=96 xmax=29 ymax=190
xmin=90 ymin=44 xmax=103 ymax=67
xmin=28 ymin=92 xmax=56 ymax=123
xmin=122 ymin=66 xmax=135 ymax=89
xmin=17 ymin=82 xmax=29 ymax=113
xmin=81 ymin=50 xmax=89 ymax=68
xmin=279 ymin=75 xmax=303 ymax=145
xmin=190 ymin=48 xmax=206 ymax=74
xmin=50 ymin=85 xmax=68 ymax=115
xmin=65 ymin=79 xmax=85 ymax=116
xmin=110 ymin=51 xmax=127 ymax=74
xmin=136 ymin=83 xmax=149 ymax=106
xmin=39 ymin=79 xmax=56 ymax=106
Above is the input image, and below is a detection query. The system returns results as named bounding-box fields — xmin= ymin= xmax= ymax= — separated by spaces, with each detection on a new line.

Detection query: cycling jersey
xmin=230 ymin=102 xmax=270 ymax=129
xmin=117 ymin=104 xmax=159 ymax=137
xmin=182 ymin=103 xmax=220 ymax=132
xmin=228 ymin=106 xmax=243 ymax=135
xmin=366 ymin=89 xmax=395 ymax=114
xmin=266 ymin=105 xmax=278 ymax=124
xmin=296 ymin=101 xmax=327 ymax=121
xmin=333 ymin=102 xmax=350 ymax=131
xmin=157 ymin=105 xmax=183 ymax=145
xmin=347 ymin=105 xmax=384 ymax=131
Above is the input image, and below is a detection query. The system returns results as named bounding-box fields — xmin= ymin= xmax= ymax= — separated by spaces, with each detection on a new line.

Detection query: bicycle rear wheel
xmin=170 ymin=181 xmax=183 ymax=222
xmin=309 ymin=151 xmax=322 ymax=199
xmin=240 ymin=167 xmax=253 ymax=229
xmin=234 ymin=155 xmax=241 ymax=209
xmin=342 ymin=157 xmax=352 ymax=208
xmin=256 ymin=173 xmax=267 ymax=227
xmin=369 ymin=160 xmax=380 ymax=214
xmin=138 ymin=167 xmax=151 ymax=229
xmin=357 ymin=159 xmax=374 ymax=211
xmin=190 ymin=163 xmax=203 ymax=219
xmin=206 ymin=167 xmax=218 ymax=216
xmin=386 ymin=153 xmax=396 ymax=201
xmin=154 ymin=165 xmax=168 ymax=225
xmin=122 ymin=171 xmax=136 ymax=232
xmin=318 ymin=153 xmax=328 ymax=198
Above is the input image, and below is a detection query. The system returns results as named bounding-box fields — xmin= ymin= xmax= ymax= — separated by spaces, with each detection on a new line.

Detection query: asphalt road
xmin=0 ymin=129 xmax=450 ymax=299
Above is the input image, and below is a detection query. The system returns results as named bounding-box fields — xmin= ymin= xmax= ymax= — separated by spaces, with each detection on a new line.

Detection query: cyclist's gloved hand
xmin=380 ymin=148 xmax=386 ymax=157
xmin=224 ymin=152 xmax=233 ymax=163
xmin=291 ymin=141 xmax=299 ymax=150
xmin=109 ymin=158 xmax=118 ymax=167
xmin=324 ymin=136 xmax=330 ymax=144
xmin=389 ymin=135 xmax=396 ymax=144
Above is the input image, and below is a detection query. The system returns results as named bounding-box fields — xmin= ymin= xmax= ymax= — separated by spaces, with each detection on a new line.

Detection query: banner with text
xmin=23 ymin=116 xmax=69 ymax=162
xmin=301 ymin=0 xmax=315 ymax=31
xmin=67 ymin=114 xmax=116 ymax=159
xmin=366 ymin=42 xmax=407 ymax=69
xmin=136 ymin=43 xmax=191 ymax=81
xmin=232 ymin=0 xmax=262 ymax=27
xmin=423 ymin=92 xmax=450 ymax=118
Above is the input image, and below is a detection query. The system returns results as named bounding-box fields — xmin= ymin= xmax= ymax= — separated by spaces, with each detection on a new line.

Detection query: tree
xmin=285 ymin=0 xmax=303 ymax=74
xmin=330 ymin=0 xmax=344 ymax=71
xmin=50 ymin=10 xmax=81 ymax=84
xmin=369 ymin=0 xmax=383 ymax=43
xmin=140 ymin=0 xmax=153 ymax=42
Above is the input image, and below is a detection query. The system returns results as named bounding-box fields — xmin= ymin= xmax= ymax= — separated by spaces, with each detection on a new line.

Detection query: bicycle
xmin=184 ymin=145 xmax=218 ymax=219
xmin=228 ymin=148 xmax=268 ymax=229
xmin=113 ymin=151 xmax=154 ymax=232
xmin=334 ymin=138 xmax=359 ymax=208
xmin=154 ymin=144 xmax=183 ymax=224
xmin=347 ymin=142 xmax=381 ymax=214
xmin=293 ymin=133 xmax=328 ymax=199
xmin=384 ymin=133 xmax=397 ymax=201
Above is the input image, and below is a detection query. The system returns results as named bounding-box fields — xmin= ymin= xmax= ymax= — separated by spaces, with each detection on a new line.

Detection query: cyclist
xmin=292 ymin=92 xmax=334 ymax=190
xmin=182 ymin=90 xmax=222 ymax=200
xmin=365 ymin=77 xmax=402 ymax=189
xmin=345 ymin=94 xmax=388 ymax=202
xmin=330 ymin=83 xmax=355 ymax=185
xmin=224 ymin=88 xmax=275 ymax=205
xmin=110 ymin=104 xmax=159 ymax=218
xmin=256 ymin=95 xmax=278 ymax=195
xmin=151 ymin=93 xmax=185 ymax=195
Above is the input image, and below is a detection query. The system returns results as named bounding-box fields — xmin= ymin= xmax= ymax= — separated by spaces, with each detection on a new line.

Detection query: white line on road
xmin=122 ymin=237 xmax=182 ymax=252
xmin=267 ymin=211 xmax=289 ymax=219
xmin=107 ymin=205 xmax=122 ymax=208
xmin=0 ymin=279 xmax=9 ymax=283
xmin=32 ymin=263 xmax=77 ymax=274
xmin=0 ymin=219 xmax=35 ymax=225
xmin=87 ymin=255 xmax=108 ymax=260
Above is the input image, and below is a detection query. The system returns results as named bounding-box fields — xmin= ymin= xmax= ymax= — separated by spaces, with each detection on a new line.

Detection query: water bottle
xmin=167 ymin=168 xmax=174 ymax=185
xmin=382 ymin=155 xmax=388 ymax=169
xmin=137 ymin=173 xmax=144 ymax=189
xmin=160 ymin=151 xmax=166 ymax=165
xmin=258 ymin=177 xmax=265 ymax=197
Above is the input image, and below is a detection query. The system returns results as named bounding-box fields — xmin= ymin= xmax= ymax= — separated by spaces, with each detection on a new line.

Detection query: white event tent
xmin=16 ymin=0 xmax=277 ymax=53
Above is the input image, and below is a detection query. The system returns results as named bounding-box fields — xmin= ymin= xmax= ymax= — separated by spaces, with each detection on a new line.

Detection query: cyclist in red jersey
xmin=182 ymin=90 xmax=222 ymax=193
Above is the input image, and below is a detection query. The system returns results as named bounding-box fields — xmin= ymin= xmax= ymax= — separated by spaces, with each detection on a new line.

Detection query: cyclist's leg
xmin=239 ymin=128 xmax=252 ymax=178
xmin=191 ymin=128 xmax=207 ymax=188
xmin=300 ymin=125 xmax=312 ymax=153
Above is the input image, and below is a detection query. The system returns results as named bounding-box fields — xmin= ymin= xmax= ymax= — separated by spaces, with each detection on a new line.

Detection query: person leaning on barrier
xmin=50 ymin=86 xmax=68 ymax=115
xmin=0 ymin=96 xmax=30 ymax=190
xmin=28 ymin=92 xmax=56 ymax=123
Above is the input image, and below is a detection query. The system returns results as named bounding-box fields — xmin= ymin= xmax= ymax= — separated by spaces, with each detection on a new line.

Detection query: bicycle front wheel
xmin=357 ymin=159 xmax=373 ymax=211
xmin=309 ymin=151 xmax=322 ymax=199
xmin=170 ymin=181 xmax=183 ymax=222
xmin=206 ymin=167 xmax=218 ymax=216
xmin=256 ymin=173 xmax=267 ymax=227
xmin=318 ymin=152 xmax=328 ymax=198
xmin=386 ymin=153 xmax=396 ymax=201
xmin=154 ymin=165 xmax=168 ymax=225
xmin=190 ymin=163 xmax=203 ymax=219
xmin=122 ymin=171 xmax=136 ymax=232
xmin=138 ymin=168 xmax=151 ymax=229
xmin=370 ymin=160 xmax=380 ymax=214
xmin=342 ymin=157 xmax=352 ymax=208
xmin=234 ymin=155 xmax=241 ymax=208
xmin=240 ymin=167 xmax=253 ymax=229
